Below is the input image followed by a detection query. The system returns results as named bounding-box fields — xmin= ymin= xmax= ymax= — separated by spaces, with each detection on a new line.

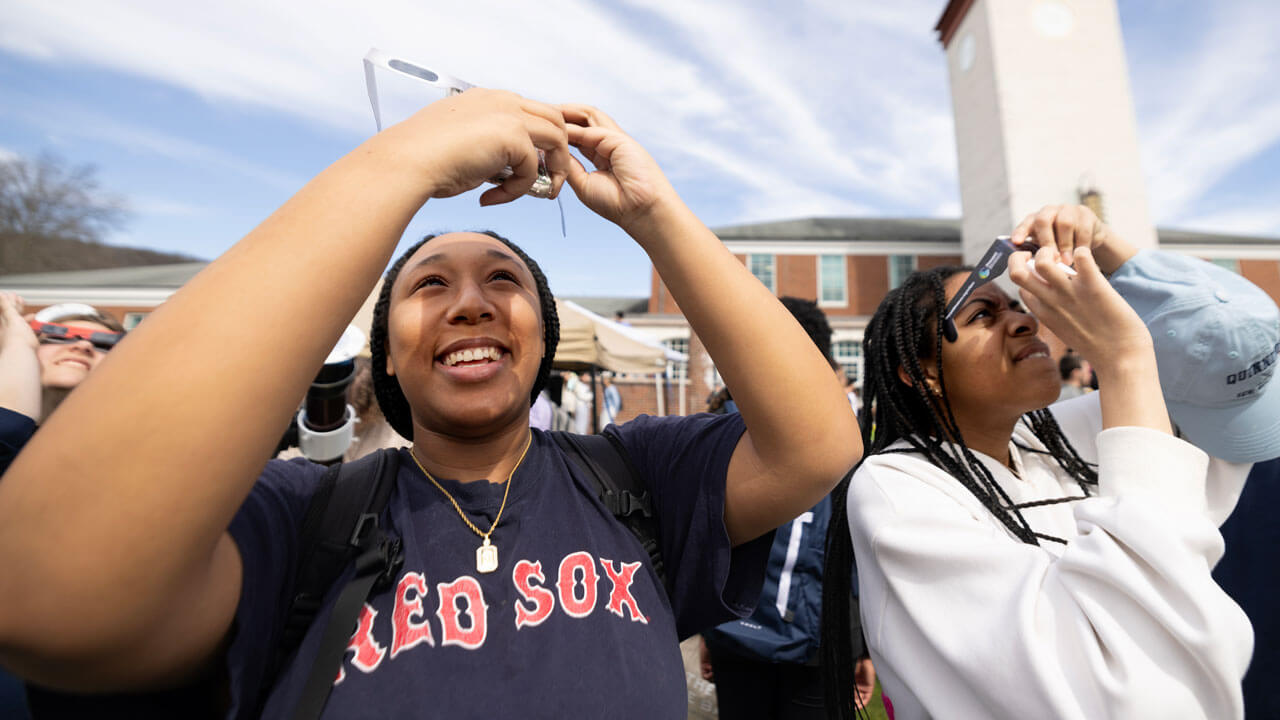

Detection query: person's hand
xmin=0 ymin=292 xmax=38 ymax=352
xmin=1008 ymin=245 xmax=1152 ymax=372
xmin=559 ymin=104 xmax=679 ymax=233
xmin=853 ymin=656 xmax=876 ymax=710
xmin=1009 ymin=204 xmax=1137 ymax=276
xmin=376 ymin=88 xmax=572 ymax=206
xmin=698 ymin=636 xmax=714 ymax=682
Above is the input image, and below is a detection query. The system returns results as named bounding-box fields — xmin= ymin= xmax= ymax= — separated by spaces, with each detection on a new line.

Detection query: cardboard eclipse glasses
xmin=941 ymin=236 xmax=1077 ymax=342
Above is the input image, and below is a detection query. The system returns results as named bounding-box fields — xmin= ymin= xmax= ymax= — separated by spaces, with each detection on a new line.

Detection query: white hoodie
xmin=847 ymin=392 xmax=1253 ymax=720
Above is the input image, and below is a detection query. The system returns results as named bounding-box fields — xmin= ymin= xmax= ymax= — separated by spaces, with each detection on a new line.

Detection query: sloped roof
xmin=712 ymin=217 xmax=961 ymax=244
xmin=0 ymin=262 xmax=208 ymax=287
xmin=562 ymin=296 xmax=649 ymax=317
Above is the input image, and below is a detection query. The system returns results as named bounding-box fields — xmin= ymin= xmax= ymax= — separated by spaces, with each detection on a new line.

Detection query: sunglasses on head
xmin=29 ymin=320 xmax=122 ymax=352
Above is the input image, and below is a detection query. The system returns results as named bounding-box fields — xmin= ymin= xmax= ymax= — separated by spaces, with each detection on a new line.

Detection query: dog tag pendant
xmin=476 ymin=537 xmax=499 ymax=573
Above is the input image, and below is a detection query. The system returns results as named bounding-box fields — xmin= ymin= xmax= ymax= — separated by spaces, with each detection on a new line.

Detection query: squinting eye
xmin=490 ymin=270 xmax=517 ymax=283
xmin=415 ymin=275 xmax=445 ymax=290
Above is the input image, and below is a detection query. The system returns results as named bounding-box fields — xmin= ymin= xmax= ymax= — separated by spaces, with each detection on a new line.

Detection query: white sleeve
xmin=849 ymin=429 xmax=1253 ymax=720
xmin=1050 ymin=391 xmax=1253 ymax=526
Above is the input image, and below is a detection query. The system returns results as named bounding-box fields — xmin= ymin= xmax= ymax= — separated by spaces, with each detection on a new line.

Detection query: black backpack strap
xmin=276 ymin=449 xmax=403 ymax=720
xmin=550 ymin=431 xmax=666 ymax=589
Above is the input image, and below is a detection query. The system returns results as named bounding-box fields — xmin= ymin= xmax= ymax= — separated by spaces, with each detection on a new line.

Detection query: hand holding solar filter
xmin=363 ymin=48 xmax=553 ymax=199
xmin=942 ymin=235 xmax=1076 ymax=342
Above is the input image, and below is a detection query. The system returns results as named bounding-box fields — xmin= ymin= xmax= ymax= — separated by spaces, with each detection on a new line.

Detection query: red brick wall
xmin=648 ymin=274 xmax=682 ymax=315
xmin=777 ymin=254 xmax=817 ymax=300
xmin=848 ymin=256 xmax=890 ymax=315
xmin=917 ymin=254 xmax=964 ymax=271
xmin=1241 ymin=260 xmax=1280 ymax=308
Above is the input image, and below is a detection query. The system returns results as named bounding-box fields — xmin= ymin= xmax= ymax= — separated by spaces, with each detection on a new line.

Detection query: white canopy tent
xmin=553 ymin=299 xmax=685 ymax=420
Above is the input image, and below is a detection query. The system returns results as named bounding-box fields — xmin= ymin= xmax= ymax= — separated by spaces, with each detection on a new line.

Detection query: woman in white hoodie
xmin=820 ymin=204 xmax=1254 ymax=720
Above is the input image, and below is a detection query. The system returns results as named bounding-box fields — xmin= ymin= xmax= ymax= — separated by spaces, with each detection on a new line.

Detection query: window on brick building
xmin=662 ymin=337 xmax=689 ymax=381
xmin=818 ymin=255 xmax=847 ymax=306
xmin=123 ymin=312 xmax=147 ymax=330
xmin=1210 ymin=258 xmax=1241 ymax=274
xmin=748 ymin=254 xmax=776 ymax=293
xmin=834 ymin=339 xmax=864 ymax=389
xmin=888 ymin=254 xmax=917 ymax=289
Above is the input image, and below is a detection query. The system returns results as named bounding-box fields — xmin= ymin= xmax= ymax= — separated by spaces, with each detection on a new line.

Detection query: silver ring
xmin=527 ymin=172 xmax=554 ymax=199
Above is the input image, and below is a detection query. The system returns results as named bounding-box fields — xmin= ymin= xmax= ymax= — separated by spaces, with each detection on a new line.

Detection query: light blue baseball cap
xmin=1111 ymin=250 xmax=1280 ymax=462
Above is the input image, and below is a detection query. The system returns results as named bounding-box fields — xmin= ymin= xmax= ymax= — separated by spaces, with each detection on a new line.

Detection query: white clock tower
xmin=936 ymin=0 xmax=1158 ymax=262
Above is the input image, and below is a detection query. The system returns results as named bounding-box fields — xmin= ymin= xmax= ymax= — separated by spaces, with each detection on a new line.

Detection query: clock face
xmin=958 ymin=33 xmax=976 ymax=72
xmin=1032 ymin=0 xmax=1076 ymax=37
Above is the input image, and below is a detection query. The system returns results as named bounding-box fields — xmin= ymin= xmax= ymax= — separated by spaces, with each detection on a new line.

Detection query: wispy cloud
xmin=130 ymin=196 xmax=208 ymax=217
xmin=0 ymin=95 xmax=305 ymax=191
xmin=0 ymin=0 xmax=1275 ymax=243
xmin=1129 ymin=2 xmax=1280 ymax=230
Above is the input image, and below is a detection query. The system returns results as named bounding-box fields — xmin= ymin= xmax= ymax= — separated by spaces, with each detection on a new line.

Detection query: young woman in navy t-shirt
xmin=0 ymin=92 xmax=861 ymax=717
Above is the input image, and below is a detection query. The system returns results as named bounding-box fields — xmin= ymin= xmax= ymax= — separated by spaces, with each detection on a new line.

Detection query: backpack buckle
xmin=608 ymin=490 xmax=653 ymax=518
xmin=349 ymin=512 xmax=378 ymax=547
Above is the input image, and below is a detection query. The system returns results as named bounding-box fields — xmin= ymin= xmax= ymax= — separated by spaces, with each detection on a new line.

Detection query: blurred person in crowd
xmin=528 ymin=387 xmax=553 ymax=430
xmin=1057 ymin=351 xmax=1090 ymax=402
xmin=614 ymin=310 xmax=629 ymax=326
xmin=557 ymin=369 xmax=579 ymax=431
xmin=0 ymin=93 xmax=859 ymax=718
xmin=843 ymin=373 xmax=859 ymax=418
xmin=0 ymin=295 xmax=125 ymax=430
xmin=701 ymin=297 xmax=876 ymax=719
xmin=821 ymin=205 xmax=1256 ymax=720
xmin=1214 ymin=457 xmax=1280 ymax=719
xmin=0 ymin=295 xmax=126 ymax=719
xmin=599 ymin=373 xmax=621 ymax=427
xmin=573 ymin=370 xmax=593 ymax=433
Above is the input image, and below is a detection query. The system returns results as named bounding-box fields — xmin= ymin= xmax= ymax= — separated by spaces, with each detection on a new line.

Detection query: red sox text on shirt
xmin=334 ymin=551 xmax=648 ymax=684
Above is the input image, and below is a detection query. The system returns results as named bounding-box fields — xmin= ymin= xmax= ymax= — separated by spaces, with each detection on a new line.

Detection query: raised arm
xmin=560 ymin=105 xmax=861 ymax=545
xmin=0 ymin=90 xmax=571 ymax=689
xmin=0 ymin=293 xmax=41 ymax=422
xmin=1008 ymin=205 xmax=1168 ymax=435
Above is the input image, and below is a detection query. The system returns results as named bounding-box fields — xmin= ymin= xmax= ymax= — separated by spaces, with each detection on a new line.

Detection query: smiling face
xmin=36 ymin=321 xmax=113 ymax=390
xmin=384 ymin=232 xmax=545 ymax=437
xmin=930 ymin=273 xmax=1061 ymax=425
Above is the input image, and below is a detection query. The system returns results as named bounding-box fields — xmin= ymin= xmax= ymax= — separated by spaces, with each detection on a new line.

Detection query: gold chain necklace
xmin=409 ymin=432 xmax=532 ymax=574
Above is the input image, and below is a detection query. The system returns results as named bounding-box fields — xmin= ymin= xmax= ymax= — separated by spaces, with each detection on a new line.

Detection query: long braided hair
xmin=370 ymin=231 xmax=560 ymax=440
xmin=819 ymin=265 xmax=1096 ymax=719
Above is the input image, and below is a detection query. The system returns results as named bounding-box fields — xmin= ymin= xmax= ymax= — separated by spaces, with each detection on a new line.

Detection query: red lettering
xmin=557 ymin=551 xmax=598 ymax=618
xmin=343 ymin=603 xmax=387 ymax=676
xmin=600 ymin=558 xmax=648 ymax=624
xmin=436 ymin=576 xmax=488 ymax=649
xmin=513 ymin=559 xmax=555 ymax=629
xmin=390 ymin=572 xmax=435 ymax=658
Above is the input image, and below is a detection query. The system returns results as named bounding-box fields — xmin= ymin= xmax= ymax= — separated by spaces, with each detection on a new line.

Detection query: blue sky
xmin=1 ymin=0 xmax=1277 ymax=296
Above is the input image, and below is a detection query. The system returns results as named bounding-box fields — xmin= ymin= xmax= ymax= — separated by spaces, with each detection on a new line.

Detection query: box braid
xmin=370 ymin=231 xmax=560 ymax=440
xmin=820 ymin=265 xmax=1096 ymax=720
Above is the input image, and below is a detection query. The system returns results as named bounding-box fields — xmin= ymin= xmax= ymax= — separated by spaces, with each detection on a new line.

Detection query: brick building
xmin=613 ymin=219 xmax=1280 ymax=421
xmin=3 ymin=223 xmax=1278 ymax=426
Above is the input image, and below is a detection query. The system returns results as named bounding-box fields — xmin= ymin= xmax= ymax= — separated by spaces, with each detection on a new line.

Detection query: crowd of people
xmin=0 ymin=89 xmax=1275 ymax=720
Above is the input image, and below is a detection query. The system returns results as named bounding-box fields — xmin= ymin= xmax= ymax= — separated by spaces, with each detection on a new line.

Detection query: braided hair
xmin=370 ymin=231 xmax=560 ymax=440
xmin=819 ymin=265 xmax=1096 ymax=719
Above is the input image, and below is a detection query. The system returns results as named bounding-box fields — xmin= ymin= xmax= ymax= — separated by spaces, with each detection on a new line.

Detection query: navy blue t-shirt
xmin=226 ymin=412 xmax=771 ymax=719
